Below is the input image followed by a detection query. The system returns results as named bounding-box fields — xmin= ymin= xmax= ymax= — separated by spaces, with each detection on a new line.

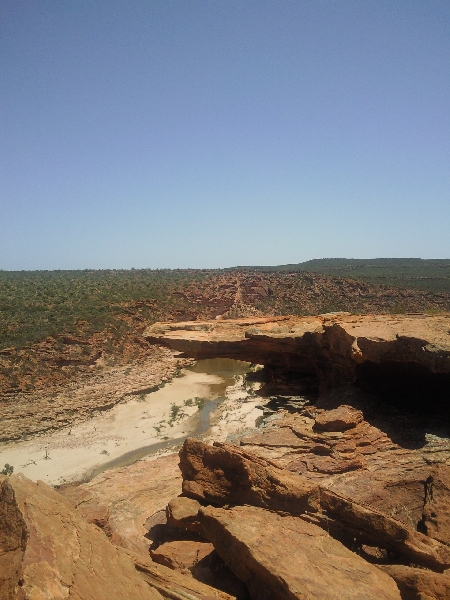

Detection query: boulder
xmin=133 ymin=553 xmax=238 ymax=600
xmin=380 ymin=564 xmax=450 ymax=600
xmin=150 ymin=539 xmax=214 ymax=571
xmin=0 ymin=474 xmax=162 ymax=600
xmin=199 ymin=504 xmax=401 ymax=600
xmin=179 ymin=438 xmax=450 ymax=571
xmin=313 ymin=405 xmax=363 ymax=431
xmin=149 ymin=540 xmax=249 ymax=600
xmin=166 ymin=496 xmax=202 ymax=532
xmin=179 ymin=438 xmax=315 ymax=514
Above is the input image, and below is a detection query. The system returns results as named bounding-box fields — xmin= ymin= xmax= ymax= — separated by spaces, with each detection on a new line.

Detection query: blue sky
xmin=1 ymin=1 xmax=449 ymax=269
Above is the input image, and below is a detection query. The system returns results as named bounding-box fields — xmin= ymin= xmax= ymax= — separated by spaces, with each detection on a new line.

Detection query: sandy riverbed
xmin=0 ymin=360 xmax=265 ymax=486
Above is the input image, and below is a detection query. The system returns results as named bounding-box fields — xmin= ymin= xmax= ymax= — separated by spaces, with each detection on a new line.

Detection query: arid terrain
xmin=1 ymin=268 xmax=450 ymax=444
xmin=2 ymin=269 xmax=450 ymax=598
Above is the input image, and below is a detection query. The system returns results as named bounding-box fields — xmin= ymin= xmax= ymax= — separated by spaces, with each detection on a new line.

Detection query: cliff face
xmin=144 ymin=314 xmax=450 ymax=405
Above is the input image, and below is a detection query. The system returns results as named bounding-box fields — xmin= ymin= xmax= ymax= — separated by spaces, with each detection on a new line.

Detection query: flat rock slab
xmin=199 ymin=505 xmax=401 ymax=600
xmin=0 ymin=474 xmax=162 ymax=600
xmin=150 ymin=540 xmax=215 ymax=571
xmin=144 ymin=314 xmax=450 ymax=385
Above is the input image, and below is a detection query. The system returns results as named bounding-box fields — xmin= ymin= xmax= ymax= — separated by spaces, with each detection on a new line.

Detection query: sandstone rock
xmin=419 ymin=464 xmax=450 ymax=546
xmin=179 ymin=438 xmax=315 ymax=514
xmin=241 ymin=408 xmax=448 ymax=535
xmin=305 ymin=486 xmax=450 ymax=572
xmin=58 ymin=453 xmax=182 ymax=558
xmin=380 ymin=564 xmax=450 ymax=600
xmin=132 ymin=553 xmax=238 ymax=600
xmin=0 ymin=474 xmax=162 ymax=600
xmin=199 ymin=504 xmax=401 ymax=600
xmin=150 ymin=539 xmax=214 ymax=571
xmin=166 ymin=496 xmax=202 ymax=532
xmin=144 ymin=314 xmax=450 ymax=390
xmin=149 ymin=539 xmax=250 ymax=599
xmin=313 ymin=405 xmax=363 ymax=431
xmin=180 ymin=438 xmax=450 ymax=571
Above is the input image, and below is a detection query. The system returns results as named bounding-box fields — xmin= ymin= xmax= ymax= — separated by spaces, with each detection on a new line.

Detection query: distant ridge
xmin=232 ymin=258 xmax=450 ymax=293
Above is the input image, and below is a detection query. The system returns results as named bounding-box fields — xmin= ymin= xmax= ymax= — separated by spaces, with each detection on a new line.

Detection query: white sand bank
xmin=0 ymin=362 xmax=266 ymax=486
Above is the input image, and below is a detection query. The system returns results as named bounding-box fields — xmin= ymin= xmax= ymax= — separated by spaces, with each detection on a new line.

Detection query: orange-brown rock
xmin=144 ymin=314 xmax=450 ymax=392
xmin=166 ymin=496 xmax=202 ymax=532
xmin=133 ymin=553 xmax=238 ymax=600
xmin=179 ymin=438 xmax=315 ymax=515
xmin=0 ymin=474 xmax=162 ymax=600
xmin=313 ymin=404 xmax=363 ymax=431
xmin=151 ymin=539 xmax=250 ymax=599
xmin=199 ymin=504 xmax=401 ymax=600
xmin=380 ymin=564 xmax=450 ymax=600
xmin=58 ymin=454 xmax=182 ymax=558
xmin=179 ymin=438 xmax=450 ymax=571
xmin=240 ymin=405 xmax=450 ymax=539
xmin=419 ymin=464 xmax=450 ymax=546
xmin=150 ymin=539 xmax=215 ymax=572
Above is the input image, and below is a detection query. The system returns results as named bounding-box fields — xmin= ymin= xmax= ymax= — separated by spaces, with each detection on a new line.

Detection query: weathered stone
xmin=199 ymin=504 xmax=401 ymax=600
xmin=380 ymin=564 xmax=450 ymax=600
xmin=305 ymin=486 xmax=450 ymax=572
xmin=179 ymin=438 xmax=315 ymax=514
xmin=132 ymin=552 xmax=238 ymax=600
xmin=150 ymin=539 xmax=250 ymax=600
xmin=180 ymin=438 xmax=450 ymax=571
xmin=58 ymin=453 xmax=182 ymax=558
xmin=314 ymin=405 xmax=363 ymax=431
xmin=0 ymin=474 xmax=162 ymax=600
xmin=420 ymin=464 xmax=450 ymax=546
xmin=150 ymin=539 xmax=214 ymax=571
xmin=166 ymin=496 xmax=202 ymax=532
xmin=144 ymin=314 xmax=450 ymax=390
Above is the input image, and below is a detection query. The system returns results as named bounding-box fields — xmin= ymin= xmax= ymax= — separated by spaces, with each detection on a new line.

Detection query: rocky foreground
xmin=2 ymin=313 xmax=450 ymax=599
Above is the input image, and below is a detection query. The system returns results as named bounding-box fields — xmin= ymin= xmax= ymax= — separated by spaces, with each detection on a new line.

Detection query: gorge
xmin=2 ymin=311 xmax=450 ymax=599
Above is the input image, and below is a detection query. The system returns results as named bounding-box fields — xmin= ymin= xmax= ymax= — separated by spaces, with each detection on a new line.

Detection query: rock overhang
xmin=144 ymin=313 xmax=450 ymax=410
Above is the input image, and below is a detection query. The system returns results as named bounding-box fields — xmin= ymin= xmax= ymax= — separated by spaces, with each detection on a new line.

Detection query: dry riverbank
xmin=0 ymin=359 xmax=265 ymax=486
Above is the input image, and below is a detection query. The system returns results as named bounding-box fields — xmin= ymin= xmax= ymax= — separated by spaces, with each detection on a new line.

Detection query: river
xmin=0 ymin=358 xmax=264 ymax=486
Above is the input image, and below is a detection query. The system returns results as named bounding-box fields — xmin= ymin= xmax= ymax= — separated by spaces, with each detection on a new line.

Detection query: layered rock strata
xmin=144 ymin=314 xmax=450 ymax=396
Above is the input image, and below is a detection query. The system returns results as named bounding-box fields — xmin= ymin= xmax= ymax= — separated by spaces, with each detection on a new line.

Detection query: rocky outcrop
xmin=179 ymin=439 xmax=450 ymax=572
xmin=179 ymin=437 xmax=315 ymax=515
xmin=199 ymin=504 xmax=401 ymax=600
xmin=132 ymin=553 xmax=238 ymax=600
xmin=144 ymin=314 xmax=450 ymax=395
xmin=58 ymin=454 xmax=182 ymax=558
xmin=0 ymin=474 xmax=162 ymax=600
xmin=380 ymin=564 xmax=450 ymax=599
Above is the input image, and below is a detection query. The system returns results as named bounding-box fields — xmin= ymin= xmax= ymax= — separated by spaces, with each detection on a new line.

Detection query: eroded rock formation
xmin=199 ymin=504 xmax=401 ymax=600
xmin=0 ymin=474 xmax=162 ymax=600
xmin=144 ymin=314 xmax=450 ymax=403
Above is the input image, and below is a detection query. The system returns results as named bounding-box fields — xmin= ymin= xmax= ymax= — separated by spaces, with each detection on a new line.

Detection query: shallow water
xmin=83 ymin=358 xmax=251 ymax=479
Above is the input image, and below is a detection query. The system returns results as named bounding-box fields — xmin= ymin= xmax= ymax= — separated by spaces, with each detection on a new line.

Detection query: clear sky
xmin=1 ymin=1 xmax=449 ymax=270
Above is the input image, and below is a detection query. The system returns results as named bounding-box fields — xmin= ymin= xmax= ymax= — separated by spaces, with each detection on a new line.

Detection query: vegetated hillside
xmin=1 ymin=268 xmax=450 ymax=395
xmin=236 ymin=258 xmax=450 ymax=293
